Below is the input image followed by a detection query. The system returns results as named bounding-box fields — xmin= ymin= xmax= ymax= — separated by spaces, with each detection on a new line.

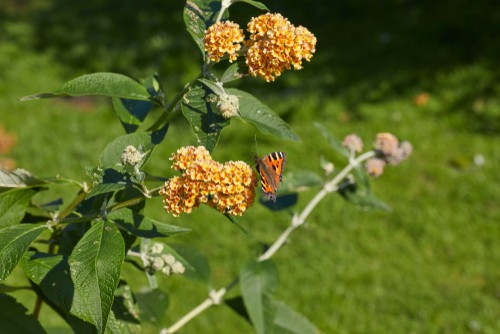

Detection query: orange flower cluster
xmin=246 ymin=13 xmax=317 ymax=81
xmin=202 ymin=14 xmax=316 ymax=82
xmin=160 ymin=146 xmax=257 ymax=217
xmin=203 ymin=21 xmax=245 ymax=63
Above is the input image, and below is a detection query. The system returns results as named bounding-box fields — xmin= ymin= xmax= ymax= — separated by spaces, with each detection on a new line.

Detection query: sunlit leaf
xmin=314 ymin=122 xmax=349 ymax=158
xmin=284 ymin=171 xmax=324 ymax=192
xmin=233 ymin=0 xmax=269 ymax=11
xmin=20 ymin=73 xmax=151 ymax=102
xmin=240 ymin=259 xmax=278 ymax=334
xmin=99 ymin=125 xmax=168 ymax=169
xmin=0 ymin=169 xmax=47 ymax=188
xmin=86 ymin=183 xmax=127 ymax=199
xmin=221 ymin=62 xmax=244 ymax=83
xmin=198 ymin=78 xmax=225 ymax=95
xmin=274 ymin=301 xmax=319 ymax=334
xmin=181 ymin=85 xmax=230 ymax=151
xmin=227 ymin=88 xmax=300 ymax=141
xmin=0 ymin=224 xmax=46 ymax=282
xmin=69 ymin=220 xmax=125 ymax=333
xmin=183 ymin=0 xmax=226 ymax=58
xmin=107 ymin=209 xmax=191 ymax=238
xmin=0 ymin=188 xmax=37 ymax=227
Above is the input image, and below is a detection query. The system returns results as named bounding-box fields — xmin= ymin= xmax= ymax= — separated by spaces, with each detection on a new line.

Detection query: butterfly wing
xmin=255 ymin=152 xmax=286 ymax=201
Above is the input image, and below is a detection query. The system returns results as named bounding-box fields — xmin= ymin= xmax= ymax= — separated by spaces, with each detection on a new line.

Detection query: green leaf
xmin=183 ymin=0 xmax=226 ymax=58
xmin=221 ymin=62 xmax=244 ymax=83
xmin=112 ymin=97 xmax=154 ymax=134
xmin=223 ymin=213 xmax=249 ymax=235
xmin=0 ymin=169 xmax=47 ymax=188
xmin=314 ymin=122 xmax=349 ymax=158
xmin=135 ymin=289 xmax=169 ymax=323
xmin=107 ymin=208 xmax=191 ymax=238
xmin=171 ymin=244 xmax=210 ymax=284
xmin=273 ymin=301 xmax=319 ymax=334
xmin=99 ymin=125 xmax=168 ymax=169
xmin=0 ymin=224 xmax=46 ymax=282
xmin=111 ymin=283 xmax=141 ymax=333
xmin=69 ymin=220 xmax=125 ymax=333
xmin=339 ymin=167 xmax=392 ymax=211
xmin=181 ymin=85 xmax=230 ymax=151
xmin=240 ymin=259 xmax=279 ymax=334
xmin=86 ymin=183 xmax=127 ymax=199
xmin=234 ymin=0 xmax=269 ymax=11
xmin=227 ymin=88 xmax=300 ymax=141
xmin=284 ymin=171 xmax=324 ymax=192
xmin=198 ymin=78 xmax=225 ymax=95
xmin=21 ymin=252 xmax=97 ymax=333
xmin=0 ymin=294 xmax=47 ymax=334
xmin=0 ymin=188 xmax=37 ymax=227
xmin=20 ymin=73 xmax=151 ymax=102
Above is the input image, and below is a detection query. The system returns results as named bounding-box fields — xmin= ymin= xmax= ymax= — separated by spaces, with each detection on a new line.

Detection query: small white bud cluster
xmin=121 ymin=145 xmax=144 ymax=166
xmin=142 ymin=242 xmax=185 ymax=276
xmin=217 ymin=93 xmax=239 ymax=119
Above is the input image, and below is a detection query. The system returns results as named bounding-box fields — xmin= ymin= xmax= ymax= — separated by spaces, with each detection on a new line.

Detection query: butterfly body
xmin=255 ymin=151 xmax=286 ymax=201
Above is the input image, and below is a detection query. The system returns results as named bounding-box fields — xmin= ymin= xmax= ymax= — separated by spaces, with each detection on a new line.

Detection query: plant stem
xmin=161 ymin=151 xmax=376 ymax=333
xmin=215 ymin=0 xmax=231 ymax=23
xmin=147 ymin=72 xmax=203 ymax=132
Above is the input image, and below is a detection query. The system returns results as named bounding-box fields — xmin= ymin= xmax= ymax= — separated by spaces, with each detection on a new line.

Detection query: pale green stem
xmin=215 ymin=0 xmax=231 ymax=23
xmin=160 ymin=150 xmax=376 ymax=333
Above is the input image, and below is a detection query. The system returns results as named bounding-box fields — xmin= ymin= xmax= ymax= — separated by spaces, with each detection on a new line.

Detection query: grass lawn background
xmin=1 ymin=1 xmax=499 ymax=333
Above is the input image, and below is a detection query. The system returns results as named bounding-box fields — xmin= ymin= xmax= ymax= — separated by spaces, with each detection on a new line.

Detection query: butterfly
xmin=255 ymin=151 xmax=286 ymax=202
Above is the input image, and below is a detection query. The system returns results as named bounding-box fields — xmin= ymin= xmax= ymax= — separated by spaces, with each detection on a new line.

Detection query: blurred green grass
xmin=1 ymin=1 xmax=500 ymax=333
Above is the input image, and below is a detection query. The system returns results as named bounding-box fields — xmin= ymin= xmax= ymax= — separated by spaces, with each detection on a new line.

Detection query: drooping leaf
xmin=69 ymin=220 xmax=125 ymax=333
xmin=273 ymin=301 xmax=319 ymax=334
xmin=99 ymin=125 xmax=169 ymax=169
xmin=240 ymin=259 xmax=279 ymax=334
xmin=20 ymin=73 xmax=151 ymax=102
xmin=107 ymin=208 xmax=191 ymax=238
xmin=21 ymin=252 xmax=97 ymax=333
xmin=314 ymin=122 xmax=349 ymax=158
xmin=0 ymin=294 xmax=47 ymax=334
xmin=0 ymin=169 xmax=47 ymax=188
xmin=233 ymin=0 xmax=269 ymax=10
xmin=221 ymin=62 xmax=244 ymax=83
xmin=284 ymin=171 xmax=324 ymax=192
xmin=181 ymin=85 xmax=230 ymax=151
xmin=0 ymin=224 xmax=46 ymax=282
xmin=0 ymin=188 xmax=37 ymax=227
xmin=183 ymin=0 xmax=225 ymax=58
xmin=227 ymin=88 xmax=300 ymax=141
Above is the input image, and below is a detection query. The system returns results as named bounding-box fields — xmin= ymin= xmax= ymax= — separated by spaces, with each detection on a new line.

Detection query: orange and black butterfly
xmin=255 ymin=152 xmax=286 ymax=202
